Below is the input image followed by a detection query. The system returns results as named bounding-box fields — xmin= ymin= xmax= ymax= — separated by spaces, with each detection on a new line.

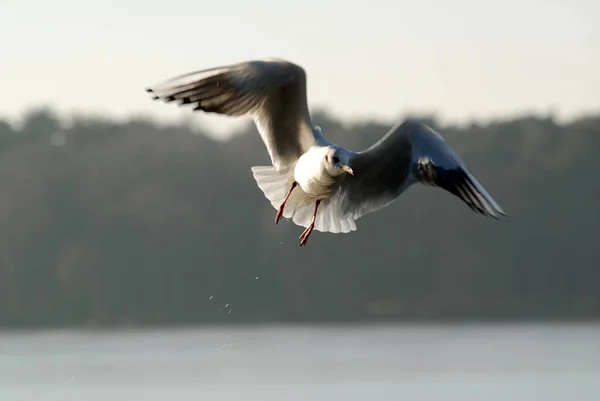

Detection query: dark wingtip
xmin=145 ymin=88 xmax=161 ymax=101
xmin=493 ymin=204 xmax=508 ymax=219
xmin=488 ymin=207 xmax=508 ymax=220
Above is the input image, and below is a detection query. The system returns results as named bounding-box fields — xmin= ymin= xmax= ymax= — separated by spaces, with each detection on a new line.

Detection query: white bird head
xmin=324 ymin=147 xmax=354 ymax=176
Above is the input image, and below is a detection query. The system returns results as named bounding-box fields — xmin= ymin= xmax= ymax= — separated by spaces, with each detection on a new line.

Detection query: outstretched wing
xmin=146 ymin=58 xmax=317 ymax=170
xmin=337 ymin=119 xmax=506 ymax=220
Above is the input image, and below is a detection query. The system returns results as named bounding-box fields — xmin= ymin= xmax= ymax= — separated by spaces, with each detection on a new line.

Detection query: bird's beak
xmin=342 ymin=165 xmax=354 ymax=175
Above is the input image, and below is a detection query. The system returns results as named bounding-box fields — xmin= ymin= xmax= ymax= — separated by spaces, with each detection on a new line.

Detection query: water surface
xmin=1 ymin=323 xmax=599 ymax=400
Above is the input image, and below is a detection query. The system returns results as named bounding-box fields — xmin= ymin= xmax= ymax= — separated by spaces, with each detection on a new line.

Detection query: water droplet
xmin=225 ymin=303 xmax=229 ymax=307
xmin=255 ymin=276 xmax=259 ymax=280
xmin=208 ymin=296 xmax=213 ymax=300
xmin=228 ymin=309 xmax=232 ymax=315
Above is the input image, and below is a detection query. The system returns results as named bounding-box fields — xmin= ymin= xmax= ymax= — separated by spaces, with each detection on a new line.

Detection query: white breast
xmin=293 ymin=146 xmax=338 ymax=198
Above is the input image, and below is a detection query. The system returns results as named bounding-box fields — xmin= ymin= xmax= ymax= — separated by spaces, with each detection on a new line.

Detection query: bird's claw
xmin=275 ymin=182 xmax=297 ymax=225
xmin=275 ymin=207 xmax=284 ymax=224
xmin=299 ymin=224 xmax=314 ymax=246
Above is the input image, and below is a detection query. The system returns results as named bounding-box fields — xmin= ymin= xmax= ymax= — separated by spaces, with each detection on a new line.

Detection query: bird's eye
xmin=332 ymin=156 xmax=339 ymax=164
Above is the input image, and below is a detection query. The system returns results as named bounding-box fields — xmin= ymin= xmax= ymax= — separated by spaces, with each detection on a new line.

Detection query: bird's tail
xmin=251 ymin=166 xmax=357 ymax=234
xmin=251 ymin=166 xmax=297 ymax=212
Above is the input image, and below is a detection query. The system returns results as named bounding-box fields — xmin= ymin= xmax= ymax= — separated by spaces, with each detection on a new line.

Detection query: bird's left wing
xmin=336 ymin=120 xmax=506 ymax=220
xmin=146 ymin=58 xmax=317 ymax=170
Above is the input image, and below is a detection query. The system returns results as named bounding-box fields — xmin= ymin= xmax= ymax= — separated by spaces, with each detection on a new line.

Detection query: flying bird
xmin=146 ymin=58 xmax=506 ymax=246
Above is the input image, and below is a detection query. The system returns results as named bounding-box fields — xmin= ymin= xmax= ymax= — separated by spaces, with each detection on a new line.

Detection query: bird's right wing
xmin=337 ymin=120 xmax=506 ymax=220
xmin=146 ymin=58 xmax=317 ymax=170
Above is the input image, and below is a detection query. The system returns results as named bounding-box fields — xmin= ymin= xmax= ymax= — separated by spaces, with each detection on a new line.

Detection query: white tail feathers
xmin=251 ymin=166 xmax=357 ymax=234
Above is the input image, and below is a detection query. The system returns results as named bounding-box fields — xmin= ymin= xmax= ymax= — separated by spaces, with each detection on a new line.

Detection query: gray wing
xmin=146 ymin=58 xmax=316 ymax=170
xmin=337 ymin=119 xmax=506 ymax=220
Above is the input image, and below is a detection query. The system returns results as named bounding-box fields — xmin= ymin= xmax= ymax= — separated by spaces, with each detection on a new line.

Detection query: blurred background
xmin=1 ymin=0 xmax=599 ymax=400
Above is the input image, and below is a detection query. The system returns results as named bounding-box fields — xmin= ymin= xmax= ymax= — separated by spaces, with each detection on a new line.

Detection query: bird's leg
xmin=299 ymin=199 xmax=321 ymax=247
xmin=275 ymin=182 xmax=298 ymax=224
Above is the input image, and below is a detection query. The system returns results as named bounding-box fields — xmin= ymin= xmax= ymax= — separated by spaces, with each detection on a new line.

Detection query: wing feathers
xmin=410 ymin=121 xmax=506 ymax=218
xmin=146 ymin=59 xmax=316 ymax=170
xmin=419 ymin=162 xmax=501 ymax=218
xmin=337 ymin=120 xmax=506 ymax=221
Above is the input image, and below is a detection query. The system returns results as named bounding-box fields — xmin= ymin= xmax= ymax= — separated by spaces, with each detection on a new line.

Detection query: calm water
xmin=1 ymin=323 xmax=599 ymax=401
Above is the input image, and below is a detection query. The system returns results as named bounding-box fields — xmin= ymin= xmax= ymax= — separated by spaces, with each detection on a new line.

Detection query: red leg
xmin=299 ymin=199 xmax=321 ymax=247
xmin=275 ymin=182 xmax=297 ymax=224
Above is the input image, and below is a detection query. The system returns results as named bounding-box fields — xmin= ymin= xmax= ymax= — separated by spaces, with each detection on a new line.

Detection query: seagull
xmin=146 ymin=58 xmax=506 ymax=246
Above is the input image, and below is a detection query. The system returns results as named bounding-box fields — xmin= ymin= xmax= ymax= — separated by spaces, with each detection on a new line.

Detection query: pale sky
xmin=2 ymin=0 xmax=599 ymax=138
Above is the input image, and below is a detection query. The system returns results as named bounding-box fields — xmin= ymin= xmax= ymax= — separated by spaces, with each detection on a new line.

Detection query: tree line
xmin=0 ymin=107 xmax=598 ymax=328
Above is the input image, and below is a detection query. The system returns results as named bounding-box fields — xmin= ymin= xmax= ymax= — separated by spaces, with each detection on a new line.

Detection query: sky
xmin=1 ymin=0 xmax=599 ymax=139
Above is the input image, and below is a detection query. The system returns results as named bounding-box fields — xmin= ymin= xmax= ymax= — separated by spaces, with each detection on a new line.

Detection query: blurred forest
xmin=0 ymin=107 xmax=598 ymax=328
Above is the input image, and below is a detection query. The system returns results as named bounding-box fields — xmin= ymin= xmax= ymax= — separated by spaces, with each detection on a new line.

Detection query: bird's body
xmin=295 ymin=147 xmax=338 ymax=197
xmin=294 ymin=142 xmax=348 ymax=198
xmin=146 ymin=58 xmax=506 ymax=246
